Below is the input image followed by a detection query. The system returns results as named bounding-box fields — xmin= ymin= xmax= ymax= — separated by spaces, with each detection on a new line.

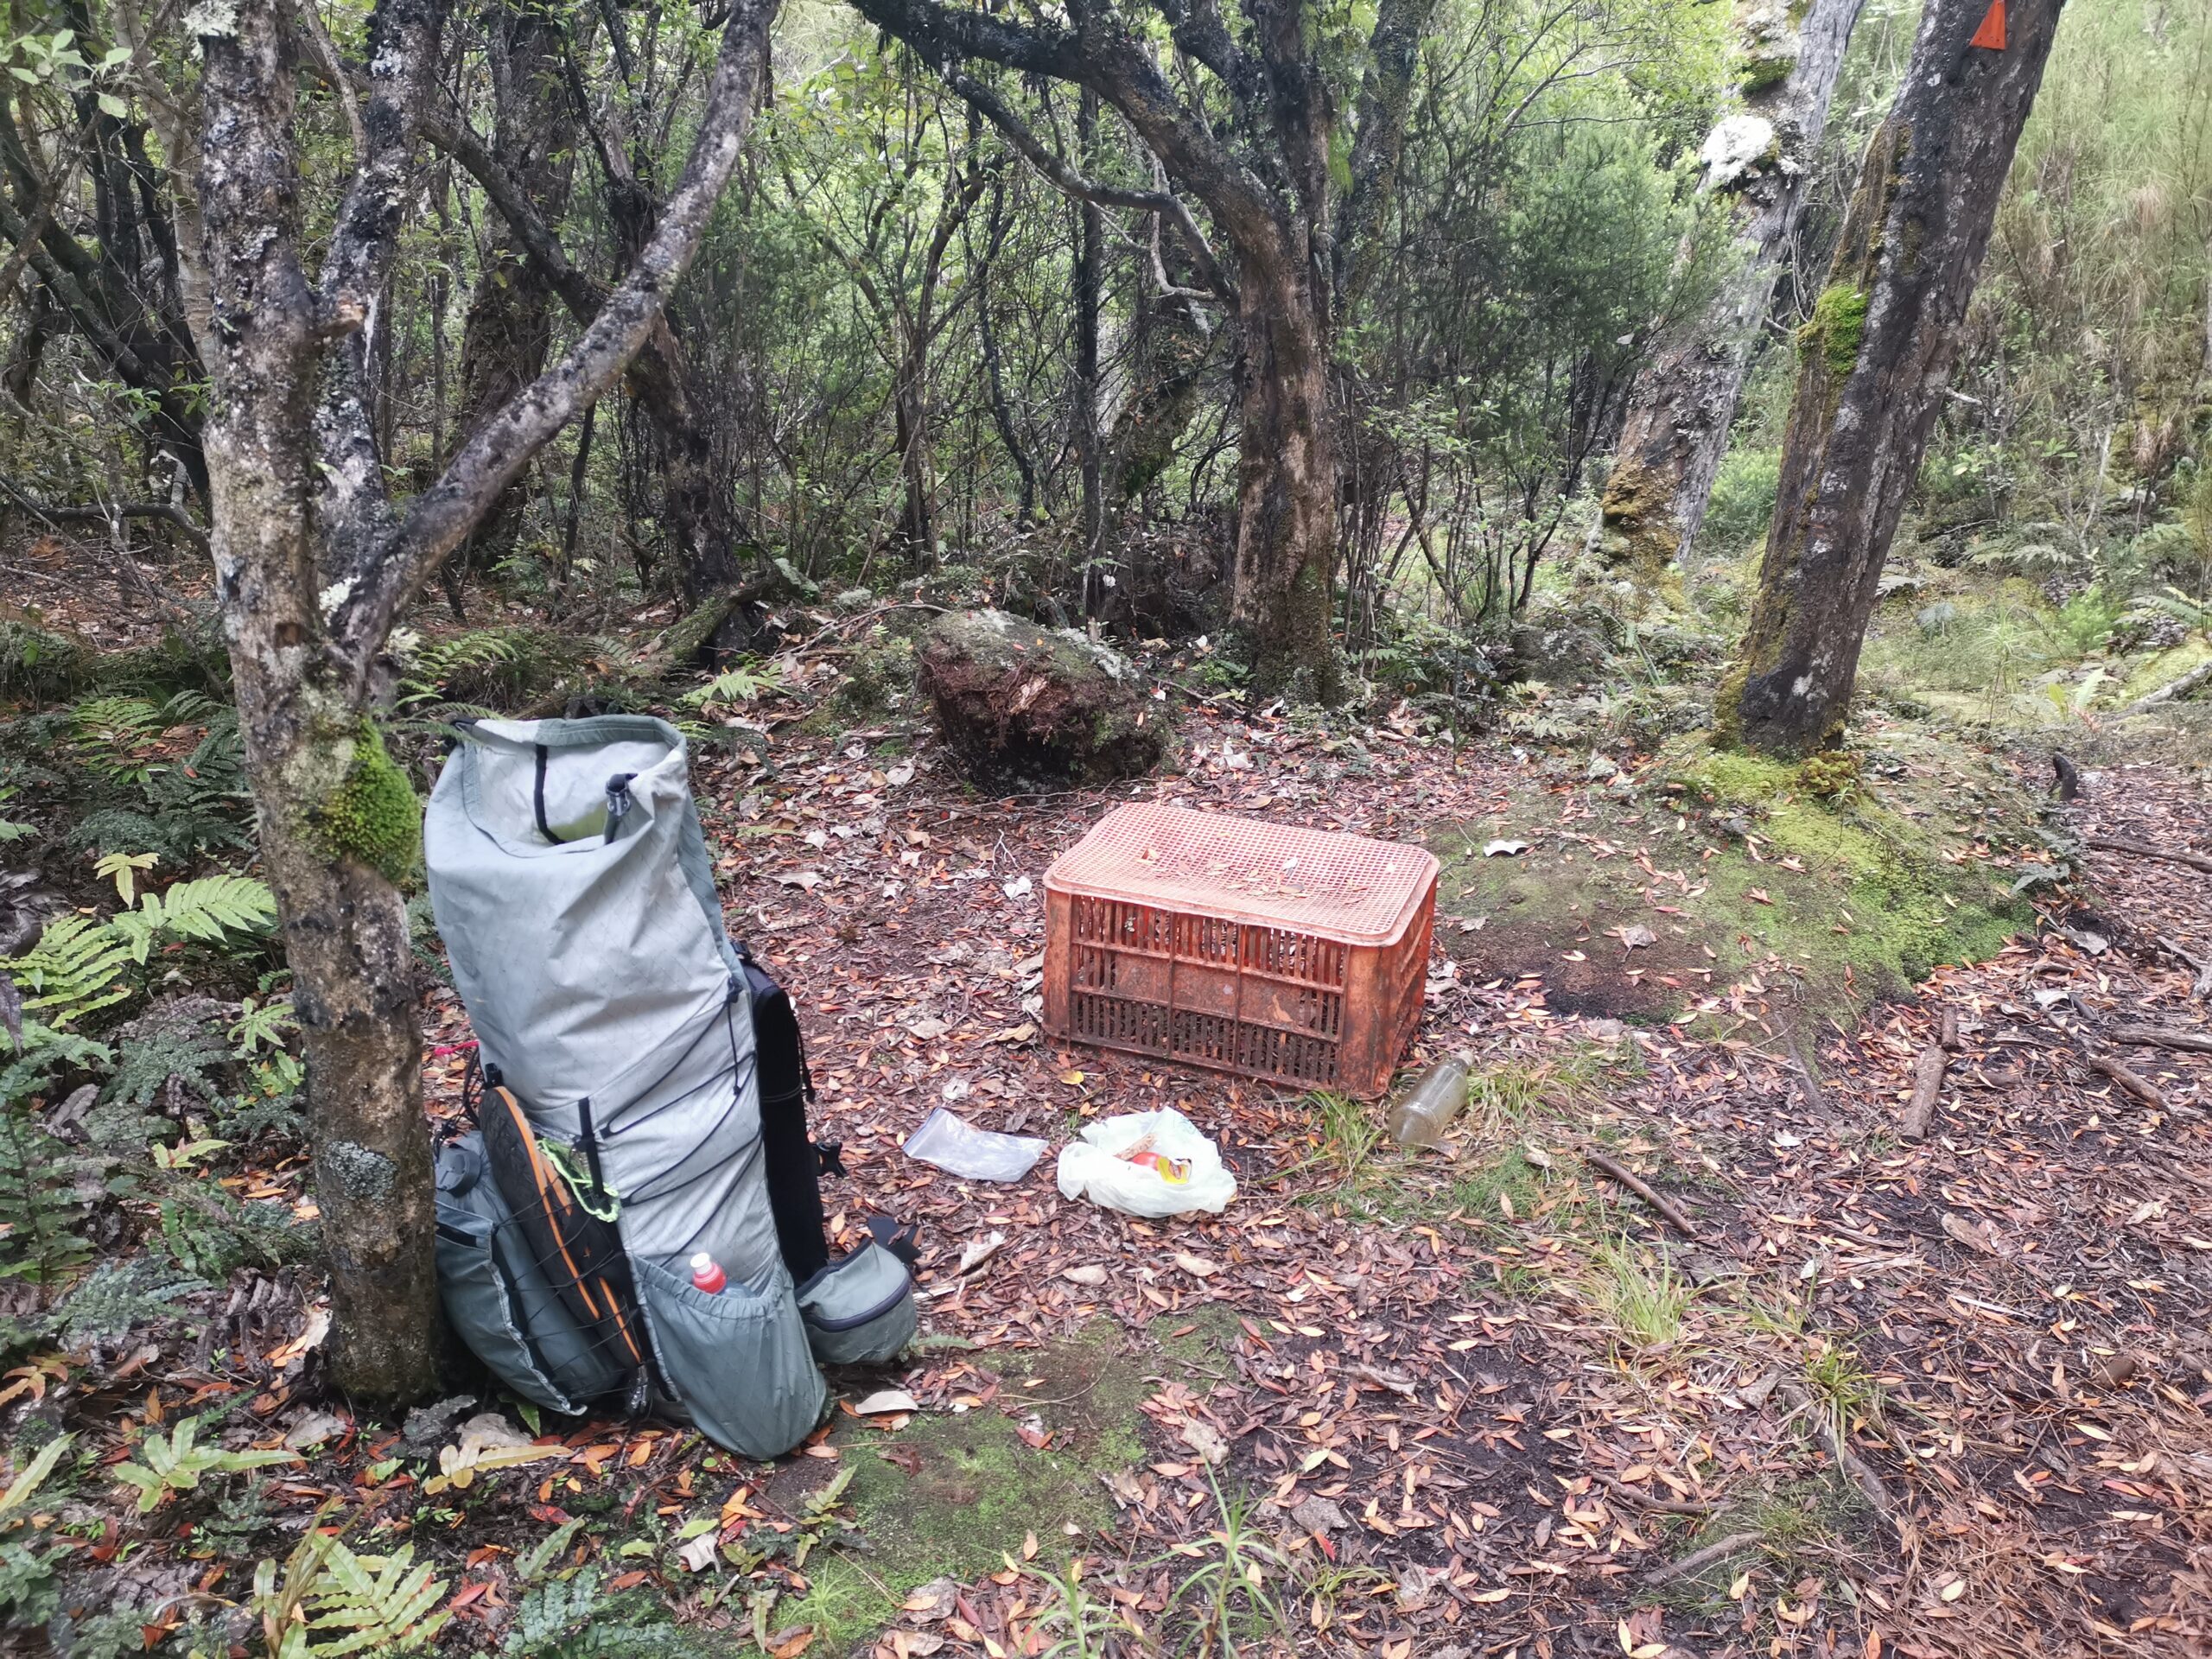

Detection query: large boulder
xmin=917 ymin=610 xmax=1168 ymax=786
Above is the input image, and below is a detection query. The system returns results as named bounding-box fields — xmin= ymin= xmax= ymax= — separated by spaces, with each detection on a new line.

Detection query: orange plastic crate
xmin=1041 ymin=804 xmax=1438 ymax=1097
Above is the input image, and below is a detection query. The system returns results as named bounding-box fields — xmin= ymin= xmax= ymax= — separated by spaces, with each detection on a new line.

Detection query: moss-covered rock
xmin=917 ymin=609 xmax=1169 ymax=787
xmin=313 ymin=719 xmax=423 ymax=887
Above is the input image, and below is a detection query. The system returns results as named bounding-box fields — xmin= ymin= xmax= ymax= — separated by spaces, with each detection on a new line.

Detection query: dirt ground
xmin=409 ymin=687 xmax=2209 ymax=1656
xmin=12 ymin=569 xmax=2210 ymax=1656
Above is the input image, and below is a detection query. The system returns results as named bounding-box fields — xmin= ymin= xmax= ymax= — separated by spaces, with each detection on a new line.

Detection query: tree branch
xmin=416 ymin=107 xmax=607 ymax=322
xmin=847 ymin=0 xmax=1285 ymax=268
xmin=339 ymin=0 xmax=782 ymax=665
xmin=309 ymin=0 xmax=441 ymax=589
xmin=934 ymin=63 xmax=1233 ymax=301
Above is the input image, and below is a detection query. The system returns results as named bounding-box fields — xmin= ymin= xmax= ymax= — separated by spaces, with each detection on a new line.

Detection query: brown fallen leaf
xmin=1941 ymin=1212 xmax=2003 ymax=1255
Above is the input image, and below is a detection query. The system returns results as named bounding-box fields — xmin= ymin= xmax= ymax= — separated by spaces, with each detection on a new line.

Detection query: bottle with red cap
xmin=690 ymin=1252 xmax=726 ymax=1294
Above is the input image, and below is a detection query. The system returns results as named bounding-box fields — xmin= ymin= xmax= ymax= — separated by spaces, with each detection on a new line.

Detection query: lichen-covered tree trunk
xmin=1230 ymin=273 xmax=1342 ymax=702
xmin=1719 ymin=0 xmax=2070 ymax=754
xmin=198 ymin=0 xmax=445 ymax=1402
xmin=194 ymin=0 xmax=781 ymax=1401
xmin=1592 ymin=0 xmax=1866 ymax=587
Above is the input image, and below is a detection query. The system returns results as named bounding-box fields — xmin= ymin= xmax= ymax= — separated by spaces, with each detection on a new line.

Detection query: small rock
xmin=1177 ymin=1416 xmax=1229 ymax=1465
xmin=1618 ymin=924 xmax=1656 ymax=950
xmin=400 ymin=1395 xmax=476 ymax=1458
xmin=1395 ymin=1561 xmax=1436 ymax=1611
xmin=283 ymin=1411 xmax=347 ymax=1450
xmin=677 ymin=1533 xmax=720 ymax=1573
xmin=456 ymin=1413 xmax=537 ymax=1456
xmin=1171 ymin=1252 xmax=1218 ymax=1278
xmin=1586 ymin=753 xmax=1619 ymax=781
xmin=1062 ymin=1265 xmax=1109 ymax=1287
xmin=1291 ymin=1496 xmax=1351 ymax=1534
xmin=901 ymin=1578 xmax=961 ymax=1624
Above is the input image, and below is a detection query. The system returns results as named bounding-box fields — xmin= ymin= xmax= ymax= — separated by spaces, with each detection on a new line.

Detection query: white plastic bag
xmin=1056 ymin=1108 xmax=1236 ymax=1217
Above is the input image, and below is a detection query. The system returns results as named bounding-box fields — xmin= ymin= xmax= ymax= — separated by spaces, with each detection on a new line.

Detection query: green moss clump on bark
xmin=1799 ymin=284 xmax=1868 ymax=378
xmin=315 ymin=720 xmax=423 ymax=886
xmin=1739 ymin=52 xmax=1794 ymax=95
xmin=1595 ymin=457 xmax=1685 ymax=595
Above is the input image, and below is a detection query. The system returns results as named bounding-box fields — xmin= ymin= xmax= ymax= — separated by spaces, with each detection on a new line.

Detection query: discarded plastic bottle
xmin=1388 ymin=1052 xmax=1473 ymax=1147
xmin=690 ymin=1252 xmax=727 ymax=1294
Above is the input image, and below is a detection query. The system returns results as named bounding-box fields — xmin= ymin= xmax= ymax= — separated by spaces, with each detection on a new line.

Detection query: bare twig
xmin=2086 ymin=835 xmax=2212 ymax=874
xmin=1900 ymin=1045 xmax=1948 ymax=1140
xmin=1777 ymin=1376 xmax=1896 ymax=1518
xmin=2083 ymin=1054 xmax=2167 ymax=1109
xmin=1591 ymin=1469 xmax=1715 ymax=1516
xmin=1643 ymin=1530 xmax=1762 ymax=1586
xmin=1584 ymin=1151 xmax=1699 ymax=1239
xmin=2110 ymin=1025 xmax=2212 ymax=1055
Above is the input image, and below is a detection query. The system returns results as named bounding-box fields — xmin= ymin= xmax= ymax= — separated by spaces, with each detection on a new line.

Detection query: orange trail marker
xmin=1971 ymin=0 xmax=2005 ymax=49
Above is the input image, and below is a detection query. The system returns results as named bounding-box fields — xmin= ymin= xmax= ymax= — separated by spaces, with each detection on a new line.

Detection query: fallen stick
xmin=2153 ymin=937 xmax=2212 ymax=1000
xmin=2085 ymin=835 xmax=2212 ymax=874
xmin=1900 ymin=1045 xmax=1948 ymax=1141
xmin=1591 ymin=1469 xmax=1715 ymax=1517
xmin=1777 ymin=1378 xmax=1897 ymax=1518
xmin=1643 ymin=1530 xmax=1763 ymax=1586
xmin=1782 ymin=1024 xmax=1827 ymax=1115
xmin=2119 ymin=658 xmax=2212 ymax=715
xmin=1584 ymin=1151 xmax=1699 ymax=1239
xmin=2110 ymin=1025 xmax=2212 ymax=1055
xmin=1939 ymin=1007 xmax=1961 ymax=1051
xmin=2084 ymin=1054 xmax=2167 ymax=1109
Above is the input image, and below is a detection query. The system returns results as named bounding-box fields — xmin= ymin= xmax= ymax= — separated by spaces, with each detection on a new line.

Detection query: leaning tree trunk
xmin=1230 ymin=269 xmax=1342 ymax=702
xmin=1592 ymin=0 xmax=1866 ymax=588
xmin=451 ymin=0 xmax=578 ymax=579
xmin=1719 ymin=0 xmax=2070 ymax=754
xmin=197 ymin=0 xmax=446 ymax=1402
xmin=1073 ymin=86 xmax=1105 ymax=591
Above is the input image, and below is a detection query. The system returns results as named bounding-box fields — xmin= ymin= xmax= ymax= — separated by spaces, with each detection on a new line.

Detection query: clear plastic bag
xmin=1055 ymin=1108 xmax=1237 ymax=1217
xmin=901 ymin=1106 xmax=1048 ymax=1182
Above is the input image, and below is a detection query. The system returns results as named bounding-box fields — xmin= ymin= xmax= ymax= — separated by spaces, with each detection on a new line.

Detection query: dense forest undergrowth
xmin=3 ymin=0 xmax=2212 ymax=1652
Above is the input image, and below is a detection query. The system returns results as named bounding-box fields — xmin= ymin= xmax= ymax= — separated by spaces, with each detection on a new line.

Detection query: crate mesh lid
xmin=1044 ymin=804 xmax=1437 ymax=944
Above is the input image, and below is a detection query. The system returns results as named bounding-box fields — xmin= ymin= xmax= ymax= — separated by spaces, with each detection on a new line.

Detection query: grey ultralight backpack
xmin=423 ymin=715 xmax=916 ymax=1457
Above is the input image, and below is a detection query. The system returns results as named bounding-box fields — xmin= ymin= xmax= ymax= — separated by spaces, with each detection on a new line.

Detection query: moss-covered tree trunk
xmin=1719 ymin=0 xmax=2069 ymax=754
xmin=194 ymin=0 xmax=781 ymax=1401
xmin=1592 ymin=0 xmax=1866 ymax=588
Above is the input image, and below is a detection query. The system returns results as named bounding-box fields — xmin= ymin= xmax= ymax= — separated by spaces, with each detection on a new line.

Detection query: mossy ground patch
xmin=772 ymin=1314 xmax=1230 ymax=1655
xmin=1428 ymin=732 xmax=2032 ymax=1027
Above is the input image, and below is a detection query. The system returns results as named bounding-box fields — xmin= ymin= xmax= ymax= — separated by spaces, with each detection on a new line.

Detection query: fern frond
xmin=3 ymin=916 xmax=134 ymax=1027
xmin=299 ymin=1540 xmax=450 ymax=1656
xmin=682 ymin=658 xmax=787 ymax=711
xmin=66 ymin=696 xmax=168 ymax=785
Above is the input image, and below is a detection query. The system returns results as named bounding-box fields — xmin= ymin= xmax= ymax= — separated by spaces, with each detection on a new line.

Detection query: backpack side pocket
xmin=796 ymin=1241 xmax=917 ymax=1366
xmin=631 ymin=1255 xmax=827 ymax=1459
